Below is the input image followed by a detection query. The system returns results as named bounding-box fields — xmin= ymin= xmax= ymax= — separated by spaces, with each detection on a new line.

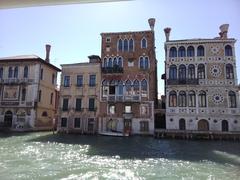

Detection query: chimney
xmin=45 ymin=44 xmax=51 ymax=63
xmin=164 ymin=27 xmax=171 ymax=41
xmin=148 ymin=18 xmax=156 ymax=31
xmin=219 ymin=24 xmax=229 ymax=39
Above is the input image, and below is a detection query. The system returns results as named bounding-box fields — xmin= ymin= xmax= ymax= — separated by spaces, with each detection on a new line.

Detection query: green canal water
xmin=0 ymin=132 xmax=239 ymax=180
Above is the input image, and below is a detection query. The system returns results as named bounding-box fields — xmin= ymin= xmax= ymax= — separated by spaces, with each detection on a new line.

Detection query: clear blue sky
xmin=1 ymin=0 xmax=240 ymax=96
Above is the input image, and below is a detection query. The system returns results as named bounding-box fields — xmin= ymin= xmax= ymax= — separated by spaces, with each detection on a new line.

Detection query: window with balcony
xmin=197 ymin=45 xmax=204 ymax=56
xmin=169 ymin=65 xmax=177 ymax=80
xmin=129 ymin=39 xmax=134 ymax=52
xmin=178 ymin=46 xmax=186 ymax=57
xmin=169 ymin=47 xmax=177 ymax=57
xmin=118 ymin=57 xmax=123 ymax=67
xmin=141 ymin=79 xmax=148 ymax=97
xmin=229 ymin=91 xmax=236 ymax=108
xmin=117 ymin=80 xmax=123 ymax=95
xmin=77 ymin=75 xmax=83 ymax=87
xmin=14 ymin=66 xmax=18 ymax=78
xmin=61 ymin=118 xmax=67 ymax=127
xmin=74 ymin=118 xmax=81 ymax=128
xmin=21 ymin=88 xmax=26 ymax=101
xmin=188 ymin=91 xmax=196 ymax=107
xmin=140 ymin=121 xmax=149 ymax=132
xmin=225 ymin=45 xmax=233 ymax=56
xmin=141 ymin=38 xmax=147 ymax=49
xmin=102 ymin=80 xmax=109 ymax=97
xmin=179 ymin=64 xmax=186 ymax=81
xmin=169 ymin=91 xmax=177 ymax=107
xmin=198 ymin=64 xmax=205 ymax=79
xmin=23 ymin=66 xmax=28 ymax=78
xmin=89 ymin=98 xmax=95 ymax=111
xmin=199 ymin=91 xmax=206 ymax=107
xmin=125 ymin=105 xmax=132 ymax=113
xmin=62 ymin=98 xmax=69 ymax=111
xmin=0 ymin=67 xmax=3 ymax=79
xmin=125 ymin=80 xmax=132 ymax=95
xmin=226 ymin=64 xmax=234 ymax=79
xmin=188 ymin=64 xmax=195 ymax=79
xmin=8 ymin=67 xmax=13 ymax=78
xmin=109 ymin=80 xmax=116 ymax=95
xmin=118 ymin=39 xmax=123 ymax=52
xmin=89 ymin=75 xmax=96 ymax=87
xmin=178 ymin=91 xmax=187 ymax=107
xmin=187 ymin=46 xmax=195 ymax=57
xmin=113 ymin=57 xmax=118 ymax=67
xmin=108 ymin=58 xmax=113 ymax=67
xmin=133 ymin=80 xmax=140 ymax=95
xmin=64 ymin=76 xmax=70 ymax=87
xmin=103 ymin=58 xmax=107 ymax=67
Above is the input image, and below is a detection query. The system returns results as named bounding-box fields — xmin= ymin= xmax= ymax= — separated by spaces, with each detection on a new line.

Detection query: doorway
xmin=4 ymin=110 xmax=13 ymax=128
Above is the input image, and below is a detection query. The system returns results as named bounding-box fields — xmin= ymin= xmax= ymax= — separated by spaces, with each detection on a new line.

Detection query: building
xmin=57 ymin=56 xmax=101 ymax=134
xmin=98 ymin=18 xmax=158 ymax=135
xmin=0 ymin=45 xmax=61 ymax=131
xmin=164 ymin=24 xmax=240 ymax=132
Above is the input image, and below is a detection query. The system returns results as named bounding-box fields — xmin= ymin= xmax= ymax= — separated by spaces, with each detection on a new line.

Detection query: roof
xmin=0 ymin=55 xmax=61 ymax=71
xmin=165 ymin=38 xmax=236 ymax=44
xmin=101 ymin=30 xmax=153 ymax=36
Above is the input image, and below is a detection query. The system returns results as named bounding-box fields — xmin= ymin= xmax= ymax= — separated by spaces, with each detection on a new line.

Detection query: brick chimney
xmin=219 ymin=24 xmax=229 ymax=39
xmin=148 ymin=18 xmax=156 ymax=31
xmin=164 ymin=27 xmax=171 ymax=41
xmin=45 ymin=44 xmax=51 ymax=63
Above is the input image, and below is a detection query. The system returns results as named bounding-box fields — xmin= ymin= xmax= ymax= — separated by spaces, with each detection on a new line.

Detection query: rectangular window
xmin=62 ymin=98 xmax=69 ymax=111
xmin=75 ymin=98 xmax=82 ymax=111
xmin=140 ymin=121 xmax=149 ymax=132
xmin=61 ymin=118 xmax=67 ymax=127
xmin=88 ymin=118 xmax=94 ymax=132
xmin=140 ymin=105 xmax=148 ymax=115
xmin=64 ymin=76 xmax=70 ymax=87
xmin=125 ymin=105 xmax=132 ymax=113
xmin=89 ymin=75 xmax=96 ymax=87
xmin=77 ymin=75 xmax=83 ymax=87
xmin=52 ymin=74 xmax=55 ymax=85
xmin=50 ymin=93 xmax=53 ymax=104
xmin=38 ymin=90 xmax=42 ymax=102
xmin=109 ymin=105 xmax=115 ymax=114
xmin=40 ymin=68 xmax=43 ymax=80
xmin=89 ymin=98 xmax=95 ymax=111
xmin=74 ymin=118 xmax=81 ymax=128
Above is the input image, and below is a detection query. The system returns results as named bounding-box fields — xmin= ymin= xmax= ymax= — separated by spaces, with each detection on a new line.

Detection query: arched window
xmin=113 ymin=57 xmax=118 ymax=67
xmin=199 ymin=90 xmax=206 ymax=107
xmin=0 ymin=67 xmax=3 ymax=79
xmin=117 ymin=80 xmax=123 ymax=95
xmin=229 ymin=91 xmax=236 ymax=108
xmin=188 ymin=64 xmax=195 ymax=79
xmin=197 ymin=45 xmax=204 ymax=56
xmin=179 ymin=119 xmax=186 ymax=130
xmin=125 ymin=80 xmax=132 ymax=95
xmin=42 ymin=111 xmax=48 ymax=117
xmin=226 ymin=64 xmax=234 ymax=79
xmin=169 ymin=90 xmax=177 ymax=107
xmin=225 ymin=45 xmax=232 ymax=56
xmin=103 ymin=58 xmax=107 ymax=67
xmin=118 ymin=57 xmax=123 ymax=67
xmin=222 ymin=120 xmax=229 ymax=132
xmin=178 ymin=91 xmax=186 ymax=107
xmin=187 ymin=46 xmax=194 ymax=57
xmin=108 ymin=58 xmax=112 ymax=67
xmin=14 ymin=66 xmax=18 ymax=78
xmin=129 ymin=39 xmax=134 ymax=52
xmin=169 ymin=47 xmax=177 ymax=57
xmin=21 ymin=88 xmax=26 ymax=101
xmin=198 ymin=64 xmax=205 ymax=79
xmin=178 ymin=46 xmax=186 ymax=57
xmin=179 ymin=64 xmax=186 ymax=80
xmin=133 ymin=80 xmax=140 ymax=94
xmin=141 ymin=38 xmax=147 ymax=48
xmin=24 ymin=66 xmax=28 ymax=78
xmin=118 ymin=39 xmax=123 ymax=52
xmin=102 ymin=79 xmax=108 ymax=97
xmin=8 ymin=67 xmax=13 ymax=78
xmin=141 ymin=79 xmax=148 ymax=97
xmin=140 ymin=57 xmax=144 ymax=69
xmin=169 ymin=65 xmax=177 ymax=80
xmin=123 ymin=39 xmax=128 ymax=52
xmin=139 ymin=57 xmax=149 ymax=69
xmin=188 ymin=91 xmax=196 ymax=107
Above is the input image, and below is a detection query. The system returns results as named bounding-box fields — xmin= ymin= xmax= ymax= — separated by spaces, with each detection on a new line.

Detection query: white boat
xmin=98 ymin=131 xmax=129 ymax=137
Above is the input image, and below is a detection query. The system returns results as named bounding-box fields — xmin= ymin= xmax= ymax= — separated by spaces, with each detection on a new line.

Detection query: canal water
xmin=0 ymin=132 xmax=239 ymax=180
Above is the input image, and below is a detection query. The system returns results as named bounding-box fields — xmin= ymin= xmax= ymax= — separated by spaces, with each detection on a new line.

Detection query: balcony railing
xmin=167 ymin=78 xmax=199 ymax=85
xmin=0 ymin=78 xmax=34 ymax=84
xmin=107 ymin=95 xmax=141 ymax=102
xmin=102 ymin=67 xmax=123 ymax=74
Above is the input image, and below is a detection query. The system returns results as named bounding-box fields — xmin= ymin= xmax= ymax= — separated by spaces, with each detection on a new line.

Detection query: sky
xmin=0 ymin=0 xmax=240 ymax=96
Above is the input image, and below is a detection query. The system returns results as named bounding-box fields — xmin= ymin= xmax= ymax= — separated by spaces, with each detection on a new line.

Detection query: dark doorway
xmin=198 ymin=119 xmax=209 ymax=131
xmin=222 ymin=120 xmax=229 ymax=132
xmin=4 ymin=110 xmax=13 ymax=128
xmin=154 ymin=113 xmax=166 ymax=129
xmin=124 ymin=119 xmax=132 ymax=133
xmin=179 ymin=118 xmax=186 ymax=130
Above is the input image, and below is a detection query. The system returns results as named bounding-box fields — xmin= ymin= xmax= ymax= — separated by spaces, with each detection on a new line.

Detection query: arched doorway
xmin=198 ymin=119 xmax=209 ymax=131
xmin=4 ymin=111 xmax=13 ymax=128
xmin=222 ymin=120 xmax=229 ymax=132
xmin=179 ymin=118 xmax=186 ymax=130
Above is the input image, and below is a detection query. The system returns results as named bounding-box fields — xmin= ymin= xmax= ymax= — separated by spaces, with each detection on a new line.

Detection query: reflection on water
xmin=0 ymin=132 xmax=239 ymax=180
